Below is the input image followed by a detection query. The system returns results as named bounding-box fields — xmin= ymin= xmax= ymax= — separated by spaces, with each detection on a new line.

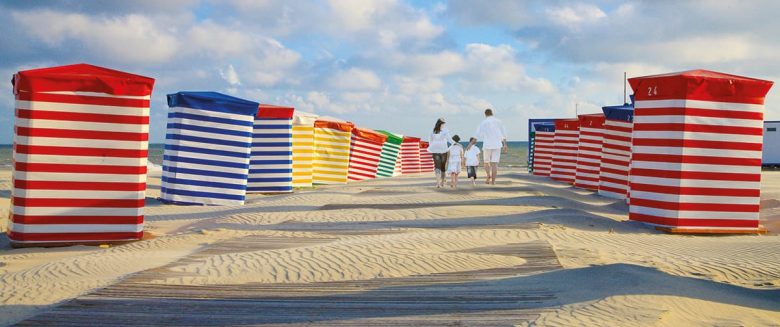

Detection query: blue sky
xmin=1 ymin=0 xmax=779 ymax=143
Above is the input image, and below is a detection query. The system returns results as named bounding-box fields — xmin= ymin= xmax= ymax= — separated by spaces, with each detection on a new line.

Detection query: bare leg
xmin=454 ymin=173 xmax=459 ymax=188
xmin=483 ymin=162 xmax=491 ymax=184
xmin=490 ymin=163 xmax=498 ymax=184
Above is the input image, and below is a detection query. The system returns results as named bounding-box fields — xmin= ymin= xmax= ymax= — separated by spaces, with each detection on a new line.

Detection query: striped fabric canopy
xmin=599 ymin=104 xmax=634 ymax=200
xmin=574 ymin=113 xmax=605 ymax=190
xmin=532 ymin=123 xmax=555 ymax=176
xmin=313 ymin=120 xmax=354 ymax=184
xmin=400 ymin=136 xmax=422 ymax=175
xmin=419 ymin=141 xmax=435 ymax=173
xmin=161 ymin=92 xmax=258 ymax=206
xmin=550 ymin=119 xmax=579 ymax=184
xmin=628 ymin=70 xmax=773 ymax=232
xmin=9 ymin=63 xmax=154 ymax=246
xmin=376 ymin=130 xmax=403 ymax=178
xmin=347 ymin=128 xmax=387 ymax=181
xmin=291 ymin=111 xmax=318 ymax=187
xmin=248 ymin=104 xmax=294 ymax=193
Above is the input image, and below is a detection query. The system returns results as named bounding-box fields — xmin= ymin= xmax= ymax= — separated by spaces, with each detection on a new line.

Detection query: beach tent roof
xmin=13 ymin=63 xmax=154 ymax=96
xmin=292 ymin=110 xmax=318 ymax=125
xmin=167 ymin=91 xmax=259 ymax=116
xmin=602 ymin=103 xmax=634 ymax=122
xmin=376 ymin=130 xmax=404 ymax=144
xmin=257 ymin=103 xmax=295 ymax=119
xmin=628 ymin=69 xmax=773 ymax=104
xmin=533 ymin=123 xmax=555 ymax=132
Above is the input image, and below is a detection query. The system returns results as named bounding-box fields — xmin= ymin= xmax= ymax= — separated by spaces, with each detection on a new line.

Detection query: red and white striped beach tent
xmin=598 ymin=104 xmax=634 ymax=200
xmin=419 ymin=141 xmax=435 ymax=173
xmin=9 ymin=64 xmax=154 ymax=246
xmin=400 ymin=136 xmax=422 ymax=175
xmin=531 ymin=123 xmax=555 ymax=177
xmin=549 ymin=119 xmax=579 ymax=184
xmin=347 ymin=128 xmax=387 ymax=181
xmin=628 ymin=69 xmax=773 ymax=233
xmin=574 ymin=113 xmax=605 ymax=190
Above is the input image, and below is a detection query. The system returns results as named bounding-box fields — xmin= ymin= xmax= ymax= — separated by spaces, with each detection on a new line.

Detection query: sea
xmin=0 ymin=141 xmax=530 ymax=169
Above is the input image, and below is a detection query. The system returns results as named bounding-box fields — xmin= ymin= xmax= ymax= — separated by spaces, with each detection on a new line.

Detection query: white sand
xmin=1 ymin=169 xmax=779 ymax=326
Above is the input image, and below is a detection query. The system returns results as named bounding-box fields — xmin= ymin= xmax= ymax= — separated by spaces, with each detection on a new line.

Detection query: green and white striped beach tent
xmin=376 ymin=130 xmax=403 ymax=178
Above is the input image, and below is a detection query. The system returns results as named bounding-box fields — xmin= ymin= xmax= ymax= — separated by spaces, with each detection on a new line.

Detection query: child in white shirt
xmin=464 ymin=137 xmax=480 ymax=186
xmin=446 ymin=135 xmax=464 ymax=188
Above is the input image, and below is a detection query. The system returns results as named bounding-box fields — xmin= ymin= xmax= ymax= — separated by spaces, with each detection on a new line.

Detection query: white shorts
xmin=483 ymin=148 xmax=501 ymax=163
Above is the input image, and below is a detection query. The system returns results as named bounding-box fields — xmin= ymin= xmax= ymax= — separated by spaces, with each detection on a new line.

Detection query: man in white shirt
xmin=474 ymin=108 xmax=508 ymax=185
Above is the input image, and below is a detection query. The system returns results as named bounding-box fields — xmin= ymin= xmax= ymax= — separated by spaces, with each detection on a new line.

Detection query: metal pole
xmin=623 ymin=71 xmax=627 ymax=104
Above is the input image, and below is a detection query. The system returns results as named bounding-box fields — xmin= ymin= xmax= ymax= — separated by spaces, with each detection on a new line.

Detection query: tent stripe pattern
xmin=8 ymin=64 xmax=155 ymax=245
xmin=291 ymin=112 xmax=318 ymax=187
xmin=313 ymin=120 xmax=354 ymax=184
xmin=161 ymin=92 xmax=257 ymax=206
xmin=347 ymin=128 xmax=387 ymax=181
xmin=248 ymin=105 xmax=294 ymax=193
xmin=419 ymin=141 xmax=435 ymax=173
xmin=599 ymin=105 xmax=634 ymax=200
xmin=628 ymin=70 xmax=773 ymax=232
xmin=376 ymin=130 xmax=402 ymax=178
xmin=532 ymin=123 xmax=555 ymax=176
xmin=400 ymin=136 xmax=422 ymax=174
xmin=550 ymin=119 xmax=579 ymax=184
xmin=574 ymin=114 xmax=605 ymax=190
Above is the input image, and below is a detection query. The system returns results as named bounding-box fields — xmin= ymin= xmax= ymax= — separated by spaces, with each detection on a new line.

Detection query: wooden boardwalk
xmin=17 ymin=234 xmax=563 ymax=326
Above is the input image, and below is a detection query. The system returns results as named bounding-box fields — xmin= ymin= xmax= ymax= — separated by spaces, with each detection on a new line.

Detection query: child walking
xmin=464 ymin=137 xmax=481 ymax=186
xmin=446 ymin=135 xmax=465 ymax=188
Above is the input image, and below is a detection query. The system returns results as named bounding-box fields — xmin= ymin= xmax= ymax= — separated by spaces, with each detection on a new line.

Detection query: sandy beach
xmin=1 ymin=168 xmax=779 ymax=326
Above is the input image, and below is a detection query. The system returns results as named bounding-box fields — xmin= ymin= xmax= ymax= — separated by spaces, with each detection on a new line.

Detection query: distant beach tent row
xmin=531 ymin=123 xmax=555 ymax=176
xmin=347 ymin=128 xmax=387 ymax=181
xmin=598 ymin=104 xmax=634 ymax=200
xmin=3 ymin=63 xmax=468 ymax=247
xmin=161 ymin=92 xmax=258 ymax=206
xmin=528 ymin=69 xmax=774 ymax=234
xmin=291 ymin=111 xmax=318 ymax=187
xmin=8 ymin=64 xmax=155 ymax=246
xmin=313 ymin=119 xmax=354 ymax=184
xmin=376 ymin=130 xmax=403 ymax=178
xmin=248 ymin=104 xmax=294 ymax=193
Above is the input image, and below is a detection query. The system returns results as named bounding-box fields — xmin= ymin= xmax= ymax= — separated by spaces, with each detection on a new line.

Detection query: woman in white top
xmin=427 ymin=118 xmax=452 ymax=188
xmin=446 ymin=135 xmax=464 ymax=188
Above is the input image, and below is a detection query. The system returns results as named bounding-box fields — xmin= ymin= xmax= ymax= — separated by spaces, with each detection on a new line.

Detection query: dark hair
xmin=484 ymin=108 xmax=493 ymax=116
xmin=452 ymin=135 xmax=460 ymax=142
xmin=433 ymin=119 xmax=445 ymax=134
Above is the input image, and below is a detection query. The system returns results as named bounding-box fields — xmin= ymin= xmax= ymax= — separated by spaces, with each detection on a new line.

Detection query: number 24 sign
xmin=647 ymin=86 xmax=658 ymax=96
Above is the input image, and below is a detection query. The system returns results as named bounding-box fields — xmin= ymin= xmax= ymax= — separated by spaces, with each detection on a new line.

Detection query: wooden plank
xmin=17 ymin=235 xmax=563 ymax=326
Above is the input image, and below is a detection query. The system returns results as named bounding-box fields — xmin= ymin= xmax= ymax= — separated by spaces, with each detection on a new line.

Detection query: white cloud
xmin=11 ymin=10 xmax=179 ymax=64
xmin=461 ymin=43 xmax=555 ymax=93
xmin=219 ymin=64 xmax=242 ymax=86
xmin=327 ymin=68 xmax=382 ymax=91
xmin=545 ymin=4 xmax=606 ymax=29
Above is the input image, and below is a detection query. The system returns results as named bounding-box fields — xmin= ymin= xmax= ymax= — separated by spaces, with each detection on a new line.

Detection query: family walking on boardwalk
xmin=427 ymin=108 xmax=508 ymax=188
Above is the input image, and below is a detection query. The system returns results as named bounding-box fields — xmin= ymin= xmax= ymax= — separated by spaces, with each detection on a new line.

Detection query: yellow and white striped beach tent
xmin=291 ymin=111 xmax=318 ymax=187
xmin=313 ymin=118 xmax=355 ymax=184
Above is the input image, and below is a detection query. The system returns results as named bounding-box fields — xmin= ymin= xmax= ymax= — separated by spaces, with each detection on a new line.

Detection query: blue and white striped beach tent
xmin=247 ymin=104 xmax=295 ymax=193
xmin=161 ymin=92 xmax=259 ymax=206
